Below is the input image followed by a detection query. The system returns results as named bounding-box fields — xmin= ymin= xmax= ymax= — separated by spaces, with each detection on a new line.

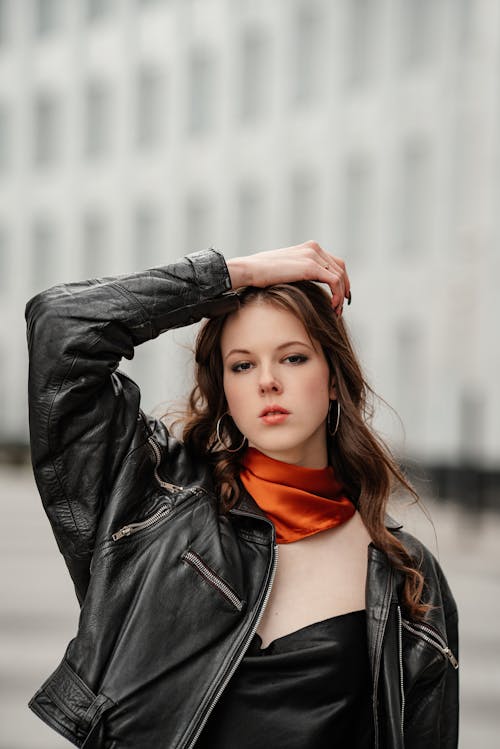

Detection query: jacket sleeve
xmin=436 ymin=567 xmax=459 ymax=749
xmin=25 ymin=248 xmax=239 ymax=604
xmin=404 ymin=564 xmax=459 ymax=749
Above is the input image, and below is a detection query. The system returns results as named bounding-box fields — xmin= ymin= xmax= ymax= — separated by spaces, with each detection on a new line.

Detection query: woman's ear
xmin=329 ymin=380 xmax=337 ymax=400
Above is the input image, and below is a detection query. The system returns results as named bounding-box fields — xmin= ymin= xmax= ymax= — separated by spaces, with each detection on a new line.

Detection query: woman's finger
xmin=322 ymin=254 xmax=351 ymax=304
xmin=306 ymin=242 xmax=351 ymax=306
xmin=314 ymin=264 xmax=345 ymax=314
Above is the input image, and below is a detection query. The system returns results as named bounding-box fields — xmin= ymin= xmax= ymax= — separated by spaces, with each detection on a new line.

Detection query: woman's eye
xmin=231 ymin=362 xmax=252 ymax=373
xmin=230 ymin=355 xmax=307 ymax=372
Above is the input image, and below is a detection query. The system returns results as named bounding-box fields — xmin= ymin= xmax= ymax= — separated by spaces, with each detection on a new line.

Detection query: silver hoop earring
xmin=327 ymin=399 xmax=341 ymax=437
xmin=216 ymin=412 xmax=247 ymax=453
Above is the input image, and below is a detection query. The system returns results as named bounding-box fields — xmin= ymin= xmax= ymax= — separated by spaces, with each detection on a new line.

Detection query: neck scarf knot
xmin=239 ymin=447 xmax=356 ymax=544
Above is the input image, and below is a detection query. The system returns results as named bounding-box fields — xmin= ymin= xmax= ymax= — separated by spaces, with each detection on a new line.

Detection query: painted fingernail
xmin=347 ymin=291 xmax=352 ymax=306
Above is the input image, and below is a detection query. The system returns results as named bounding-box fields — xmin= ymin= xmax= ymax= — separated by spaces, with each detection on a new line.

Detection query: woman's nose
xmin=258 ymin=369 xmax=282 ymax=394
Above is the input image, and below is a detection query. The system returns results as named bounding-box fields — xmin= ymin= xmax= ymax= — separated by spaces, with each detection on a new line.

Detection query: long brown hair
xmin=173 ymin=280 xmax=429 ymax=620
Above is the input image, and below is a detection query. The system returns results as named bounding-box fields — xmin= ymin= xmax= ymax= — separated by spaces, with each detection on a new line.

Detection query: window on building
xmin=188 ymin=48 xmax=215 ymax=134
xmin=0 ymin=226 xmax=6 ymax=292
xmin=83 ymin=212 xmax=108 ymax=277
xmin=0 ymin=103 xmax=9 ymax=172
xmin=134 ymin=204 xmax=162 ymax=268
xmin=85 ymin=80 xmax=112 ymax=158
xmin=185 ymin=194 xmax=211 ymax=252
xmin=0 ymin=0 xmax=9 ymax=45
xmin=289 ymin=170 xmax=319 ymax=244
xmin=459 ymin=387 xmax=485 ymax=465
xmin=344 ymin=0 xmax=378 ymax=88
xmin=35 ymin=0 xmax=64 ymax=37
xmin=291 ymin=4 xmax=322 ymax=106
xmin=136 ymin=67 xmax=165 ymax=148
xmin=32 ymin=217 xmax=57 ymax=293
xmin=400 ymin=0 xmax=436 ymax=68
xmin=342 ymin=155 xmax=373 ymax=262
xmin=456 ymin=0 xmax=475 ymax=55
xmin=33 ymin=93 xmax=61 ymax=166
xmin=86 ymin=0 xmax=114 ymax=22
xmin=398 ymin=138 xmax=432 ymax=257
xmin=239 ymin=27 xmax=269 ymax=122
xmin=237 ymin=182 xmax=264 ymax=254
xmin=395 ymin=321 xmax=424 ymax=446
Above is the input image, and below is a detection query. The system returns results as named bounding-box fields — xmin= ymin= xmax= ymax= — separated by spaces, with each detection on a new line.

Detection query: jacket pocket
xmin=28 ymin=657 xmax=115 ymax=748
xmin=181 ymin=548 xmax=246 ymax=612
xmin=402 ymin=618 xmax=459 ymax=669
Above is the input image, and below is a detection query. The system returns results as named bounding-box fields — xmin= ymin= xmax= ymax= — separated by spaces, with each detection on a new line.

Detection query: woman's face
xmin=220 ymin=301 xmax=336 ymax=468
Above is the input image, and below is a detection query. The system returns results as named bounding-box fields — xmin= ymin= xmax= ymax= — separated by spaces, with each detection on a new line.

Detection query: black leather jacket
xmin=25 ymin=248 xmax=459 ymax=749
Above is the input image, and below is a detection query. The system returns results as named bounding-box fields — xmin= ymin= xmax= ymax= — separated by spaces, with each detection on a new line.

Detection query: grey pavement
xmin=1 ymin=465 xmax=499 ymax=749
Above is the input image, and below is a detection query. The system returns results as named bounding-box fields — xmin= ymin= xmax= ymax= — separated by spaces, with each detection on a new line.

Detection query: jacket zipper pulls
xmin=147 ymin=435 xmax=183 ymax=492
xmin=112 ymin=505 xmax=171 ymax=541
xmin=442 ymin=646 xmax=459 ymax=670
xmin=402 ymin=619 xmax=459 ymax=670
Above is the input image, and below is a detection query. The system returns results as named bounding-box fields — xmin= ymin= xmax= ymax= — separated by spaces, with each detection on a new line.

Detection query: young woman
xmin=26 ymin=241 xmax=458 ymax=749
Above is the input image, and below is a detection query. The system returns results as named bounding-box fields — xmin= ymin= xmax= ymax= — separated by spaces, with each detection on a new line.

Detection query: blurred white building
xmin=0 ymin=0 xmax=499 ymax=486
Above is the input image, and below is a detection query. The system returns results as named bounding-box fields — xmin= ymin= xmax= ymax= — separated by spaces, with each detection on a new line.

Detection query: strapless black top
xmin=195 ymin=609 xmax=374 ymax=749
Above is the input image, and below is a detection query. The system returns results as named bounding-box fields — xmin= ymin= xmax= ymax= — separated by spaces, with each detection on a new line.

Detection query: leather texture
xmin=25 ymin=248 xmax=459 ymax=748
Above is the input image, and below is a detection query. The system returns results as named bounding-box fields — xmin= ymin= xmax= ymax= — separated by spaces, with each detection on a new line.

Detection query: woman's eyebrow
xmin=224 ymin=340 xmax=314 ymax=360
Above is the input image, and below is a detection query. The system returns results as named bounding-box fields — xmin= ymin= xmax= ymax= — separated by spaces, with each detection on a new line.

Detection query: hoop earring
xmin=327 ymin=399 xmax=341 ymax=437
xmin=216 ymin=412 xmax=247 ymax=453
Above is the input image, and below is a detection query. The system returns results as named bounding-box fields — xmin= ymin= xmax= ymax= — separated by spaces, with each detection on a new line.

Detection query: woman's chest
xmin=255 ymin=512 xmax=372 ymax=648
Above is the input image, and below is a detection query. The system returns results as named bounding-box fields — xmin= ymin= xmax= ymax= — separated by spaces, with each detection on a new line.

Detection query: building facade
xmin=0 ymin=0 xmax=499 ymax=491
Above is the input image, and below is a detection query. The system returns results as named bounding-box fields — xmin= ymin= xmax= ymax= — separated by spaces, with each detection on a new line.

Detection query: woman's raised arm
xmin=25 ymin=248 xmax=238 ymax=603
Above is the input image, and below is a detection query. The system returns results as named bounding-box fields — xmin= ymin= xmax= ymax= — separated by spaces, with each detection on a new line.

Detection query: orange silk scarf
xmin=239 ymin=447 xmax=356 ymax=544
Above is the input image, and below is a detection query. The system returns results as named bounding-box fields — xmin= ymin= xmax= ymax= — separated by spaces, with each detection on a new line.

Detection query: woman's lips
xmin=259 ymin=413 xmax=290 ymax=425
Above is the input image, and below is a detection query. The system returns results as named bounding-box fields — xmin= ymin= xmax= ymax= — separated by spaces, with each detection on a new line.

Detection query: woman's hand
xmin=225 ymin=240 xmax=351 ymax=317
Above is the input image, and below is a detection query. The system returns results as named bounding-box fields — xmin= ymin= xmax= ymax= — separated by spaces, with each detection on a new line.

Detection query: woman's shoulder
xmin=387 ymin=515 xmax=458 ymax=614
xmin=387 ymin=515 xmax=441 ymax=571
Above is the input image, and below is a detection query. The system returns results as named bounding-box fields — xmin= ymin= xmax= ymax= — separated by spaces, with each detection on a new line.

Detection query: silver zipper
xmin=111 ymin=504 xmax=172 ymax=541
xmin=371 ymin=567 xmax=393 ymax=749
xmin=182 ymin=550 xmax=245 ymax=612
xmin=397 ymin=605 xmax=405 ymax=738
xmin=147 ymin=435 xmax=183 ymax=492
xmin=402 ymin=618 xmax=459 ymax=669
xmin=184 ymin=532 xmax=279 ymax=749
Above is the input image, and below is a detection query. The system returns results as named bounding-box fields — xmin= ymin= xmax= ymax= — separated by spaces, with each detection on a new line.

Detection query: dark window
xmin=136 ymin=67 xmax=165 ymax=147
xmin=239 ymin=27 xmax=270 ymax=121
xmin=34 ymin=93 xmax=61 ymax=166
xmin=86 ymin=0 xmax=114 ymax=22
xmin=345 ymin=0 xmax=378 ymax=87
xmin=400 ymin=0 xmax=437 ymax=68
xmin=398 ymin=139 xmax=432 ymax=257
xmin=291 ymin=4 xmax=322 ymax=106
xmin=0 ymin=103 xmax=10 ymax=172
xmin=83 ymin=212 xmax=109 ymax=277
xmin=289 ymin=171 xmax=319 ymax=245
xmin=85 ymin=81 xmax=112 ymax=158
xmin=343 ymin=156 xmax=373 ymax=262
xmin=188 ymin=48 xmax=215 ymax=134
xmin=135 ymin=204 xmax=162 ymax=267
xmin=35 ymin=0 xmax=64 ymax=37
xmin=32 ymin=218 xmax=57 ymax=292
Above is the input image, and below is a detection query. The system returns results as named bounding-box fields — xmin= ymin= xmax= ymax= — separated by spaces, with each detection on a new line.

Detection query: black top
xmin=195 ymin=609 xmax=374 ymax=749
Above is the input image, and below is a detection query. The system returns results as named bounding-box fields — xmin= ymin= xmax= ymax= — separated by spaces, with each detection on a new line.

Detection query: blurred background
xmin=0 ymin=0 xmax=499 ymax=747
